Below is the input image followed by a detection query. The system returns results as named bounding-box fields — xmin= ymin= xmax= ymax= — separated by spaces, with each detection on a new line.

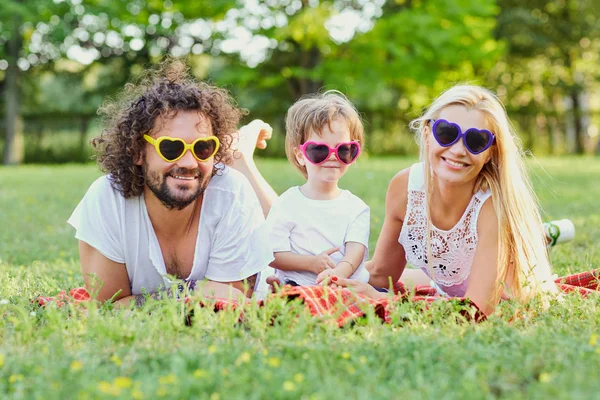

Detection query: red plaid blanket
xmin=36 ymin=269 xmax=599 ymax=327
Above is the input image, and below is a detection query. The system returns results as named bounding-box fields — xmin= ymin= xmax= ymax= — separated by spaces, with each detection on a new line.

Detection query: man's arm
xmin=225 ymin=273 xmax=257 ymax=298
xmin=79 ymin=240 xmax=132 ymax=302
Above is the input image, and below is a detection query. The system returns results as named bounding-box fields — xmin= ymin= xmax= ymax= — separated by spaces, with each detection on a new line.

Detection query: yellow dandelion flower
xmin=283 ymin=381 xmax=296 ymax=391
xmin=539 ymin=373 xmax=552 ymax=383
xmin=110 ymin=354 xmax=122 ymax=366
xmin=159 ymin=374 xmax=177 ymax=385
xmin=208 ymin=345 xmax=217 ymax=354
xmin=262 ymin=349 xmax=268 ymax=356
xmin=9 ymin=374 xmax=23 ymax=383
xmin=0 ymin=354 xmax=4 ymax=368
xmin=193 ymin=369 xmax=207 ymax=378
xmin=114 ymin=376 xmax=133 ymax=389
xmin=267 ymin=357 xmax=281 ymax=367
xmin=98 ymin=381 xmax=121 ymax=396
xmin=70 ymin=360 xmax=83 ymax=372
xmin=590 ymin=334 xmax=598 ymax=347
xmin=235 ymin=352 xmax=251 ymax=366
xmin=294 ymin=373 xmax=304 ymax=383
xmin=342 ymin=352 xmax=350 ymax=359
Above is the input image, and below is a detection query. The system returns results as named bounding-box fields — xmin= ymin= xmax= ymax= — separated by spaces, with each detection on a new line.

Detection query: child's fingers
xmin=259 ymin=125 xmax=273 ymax=140
xmin=257 ymin=140 xmax=268 ymax=150
xmin=322 ymin=247 xmax=340 ymax=256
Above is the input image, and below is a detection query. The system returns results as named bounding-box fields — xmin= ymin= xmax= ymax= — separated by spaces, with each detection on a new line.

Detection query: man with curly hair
xmin=67 ymin=61 xmax=275 ymax=305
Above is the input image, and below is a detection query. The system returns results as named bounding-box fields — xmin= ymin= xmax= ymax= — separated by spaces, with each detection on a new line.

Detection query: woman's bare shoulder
xmin=477 ymin=195 xmax=499 ymax=234
xmin=386 ymin=166 xmax=412 ymax=220
xmin=388 ymin=166 xmax=411 ymax=193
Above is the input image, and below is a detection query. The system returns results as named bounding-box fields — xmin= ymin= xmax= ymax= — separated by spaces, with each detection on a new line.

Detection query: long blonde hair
xmin=410 ymin=85 xmax=557 ymax=301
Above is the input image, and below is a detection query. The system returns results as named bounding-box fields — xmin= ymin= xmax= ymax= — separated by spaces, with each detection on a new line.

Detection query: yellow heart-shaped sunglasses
xmin=143 ymin=135 xmax=220 ymax=162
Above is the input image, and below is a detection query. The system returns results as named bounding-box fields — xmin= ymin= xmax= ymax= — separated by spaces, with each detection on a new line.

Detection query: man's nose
xmin=176 ymin=148 xmax=198 ymax=167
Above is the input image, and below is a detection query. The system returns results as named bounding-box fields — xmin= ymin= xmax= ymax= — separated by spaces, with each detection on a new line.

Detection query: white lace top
xmin=398 ymin=163 xmax=492 ymax=297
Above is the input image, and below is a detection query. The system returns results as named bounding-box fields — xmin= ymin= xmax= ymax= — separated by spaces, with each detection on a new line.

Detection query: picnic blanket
xmin=35 ymin=269 xmax=600 ymax=327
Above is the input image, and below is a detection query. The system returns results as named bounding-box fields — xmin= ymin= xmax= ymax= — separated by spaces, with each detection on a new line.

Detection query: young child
xmin=266 ymin=91 xmax=370 ymax=287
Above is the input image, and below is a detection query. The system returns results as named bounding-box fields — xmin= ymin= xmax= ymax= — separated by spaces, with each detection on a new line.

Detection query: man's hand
xmin=310 ymin=247 xmax=339 ymax=275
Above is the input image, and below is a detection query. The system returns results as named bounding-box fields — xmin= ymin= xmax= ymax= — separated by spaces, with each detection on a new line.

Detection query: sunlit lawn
xmin=0 ymin=156 xmax=599 ymax=399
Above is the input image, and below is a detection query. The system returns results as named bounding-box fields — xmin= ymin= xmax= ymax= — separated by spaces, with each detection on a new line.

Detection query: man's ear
xmin=135 ymin=151 xmax=143 ymax=166
xmin=293 ymin=147 xmax=306 ymax=166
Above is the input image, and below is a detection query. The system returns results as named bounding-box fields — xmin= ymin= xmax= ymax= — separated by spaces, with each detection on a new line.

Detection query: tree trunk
xmin=3 ymin=20 xmax=24 ymax=165
xmin=80 ymin=116 xmax=89 ymax=162
xmin=570 ymin=90 xmax=585 ymax=154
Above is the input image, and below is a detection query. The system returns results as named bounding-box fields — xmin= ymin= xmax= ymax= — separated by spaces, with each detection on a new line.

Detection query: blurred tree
xmin=494 ymin=0 xmax=600 ymax=154
xmin=0 ymin=0 xmax=237 ymax=164
xmin=0 ymin=0 xmax=71 ymax=164
xmin=209 ymin=0 xmax=502 ymax=154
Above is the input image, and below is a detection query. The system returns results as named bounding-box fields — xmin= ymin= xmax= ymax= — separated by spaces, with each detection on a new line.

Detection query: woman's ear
xmin=293 ymin=147 xmax=306 ymax=166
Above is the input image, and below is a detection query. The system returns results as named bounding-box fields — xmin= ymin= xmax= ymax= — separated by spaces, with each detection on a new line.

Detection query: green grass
xmin=0 ymin=157 xmax=599 ymax=399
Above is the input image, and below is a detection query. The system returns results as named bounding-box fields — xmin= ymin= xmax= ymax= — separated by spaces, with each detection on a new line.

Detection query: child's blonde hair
xmin=410 ymin=84 xmax=557 ymax=302
xmin=285 ymin=90 xmax=364 ymax=178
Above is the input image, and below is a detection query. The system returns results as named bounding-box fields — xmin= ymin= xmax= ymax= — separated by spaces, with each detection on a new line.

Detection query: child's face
xmin=426 ymin=105 xmax=493 ymax=186
xmin=295 ymin=118 xmax=354 ymax=185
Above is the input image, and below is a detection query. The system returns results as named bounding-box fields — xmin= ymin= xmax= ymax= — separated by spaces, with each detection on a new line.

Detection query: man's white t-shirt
xmin=68 ymin=166 xmax=274 ymax=296
xmin=266 ymin=186 xmax=370 ymax=286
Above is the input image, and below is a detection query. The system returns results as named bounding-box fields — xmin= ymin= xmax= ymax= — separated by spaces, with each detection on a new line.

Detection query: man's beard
xmin=144 ymin=165 xmax=209 ymax=211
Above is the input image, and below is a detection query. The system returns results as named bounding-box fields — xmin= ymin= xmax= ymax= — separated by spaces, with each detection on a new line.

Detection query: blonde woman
xmin=330 ymin=85 xmax=557 ymax=315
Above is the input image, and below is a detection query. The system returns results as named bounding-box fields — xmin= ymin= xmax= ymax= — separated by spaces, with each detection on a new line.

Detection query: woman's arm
xmin=367 ymin=169 xmax=409 ymax=289
xmin=464 ymin=199 xmax=501 ymax=316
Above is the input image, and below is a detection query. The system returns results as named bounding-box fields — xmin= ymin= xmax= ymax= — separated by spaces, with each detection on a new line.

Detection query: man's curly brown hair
xmin=93 ymin=59 xmax=245 ymax=198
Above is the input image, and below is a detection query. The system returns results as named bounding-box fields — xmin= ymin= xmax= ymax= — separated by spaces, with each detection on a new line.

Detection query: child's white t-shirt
xmin=266 ymin=186 xmax=370 ymax=286
xmin=68 ymin=166 xmax=274 ymax=296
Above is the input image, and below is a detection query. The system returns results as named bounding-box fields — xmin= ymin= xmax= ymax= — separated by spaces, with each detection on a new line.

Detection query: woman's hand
xmin=330 ymin=277 xmax=386 ymax=299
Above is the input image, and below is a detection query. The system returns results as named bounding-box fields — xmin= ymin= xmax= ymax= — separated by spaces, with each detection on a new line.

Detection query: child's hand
xmin=310 ymin=247 xmax=339 ymax=275
xmin=316 ymin=268 xmax=340 ymax=284
xmin=232 ymin=119 xmax=273 ymax=159
xmin=328 ymin=277 xmax=384 ymax=299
